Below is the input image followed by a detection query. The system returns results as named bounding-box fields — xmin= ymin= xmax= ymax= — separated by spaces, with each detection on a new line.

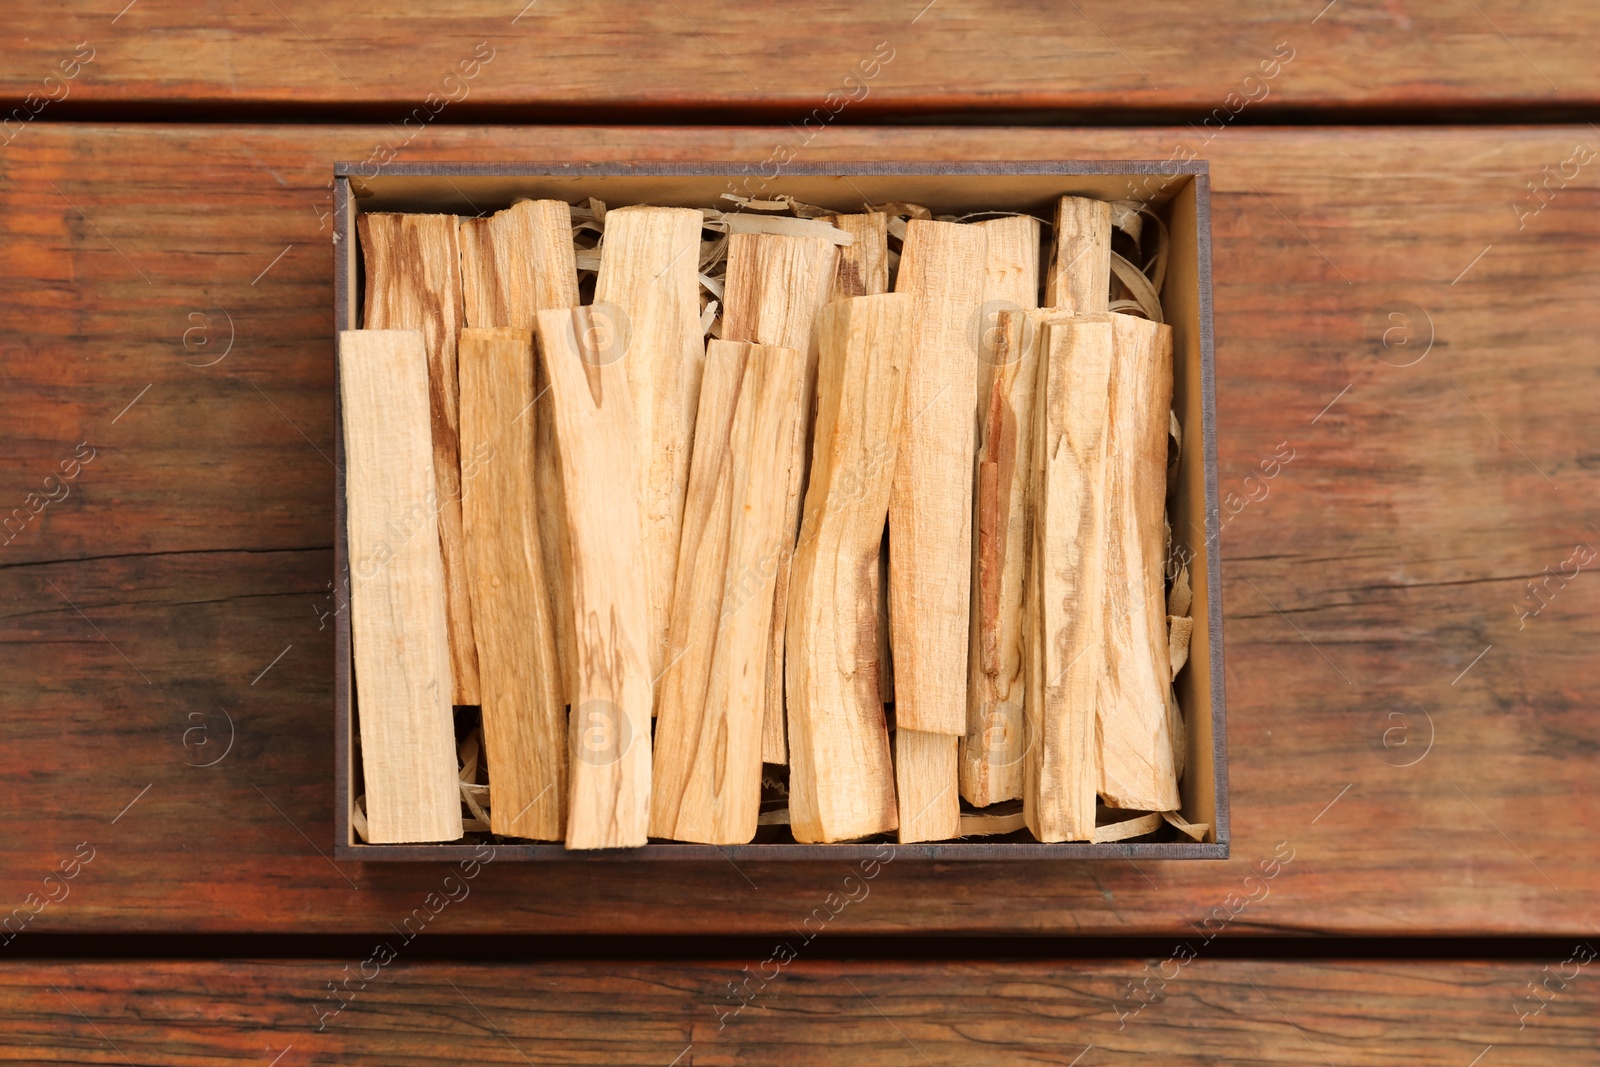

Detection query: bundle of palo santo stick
xmin=341 ymin=192 xmax=1201 ymax=849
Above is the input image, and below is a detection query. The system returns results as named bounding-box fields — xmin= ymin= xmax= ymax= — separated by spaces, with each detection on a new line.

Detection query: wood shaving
xmin=352 ymin=795 xmax=369 ymax=843
xmin=958 ymin=811 xmax=1028 ymax=837
xmin=757 ymin=808 xmax=791 ymax=825
xmin=1092 ymin=811 xmax=1164 ymax=843
xmin=1160 ymin=809 xmax=1209 ymax=841
xmin=721 ymin=213 xmax=855 ymax=245
xmin=1168 ymin=615 xmax=1194 ymax=680
xmin=1110 ymin=251 xmax=1165 ymax=324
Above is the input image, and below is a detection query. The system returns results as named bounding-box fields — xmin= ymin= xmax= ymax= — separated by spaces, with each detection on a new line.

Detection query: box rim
xmin=332 ymin=160 xmax=1228 ymax=860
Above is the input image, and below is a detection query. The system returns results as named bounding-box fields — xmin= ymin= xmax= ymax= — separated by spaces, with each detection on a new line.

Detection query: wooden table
xmin=3 ymin=4 xmax=1598 ymax=1063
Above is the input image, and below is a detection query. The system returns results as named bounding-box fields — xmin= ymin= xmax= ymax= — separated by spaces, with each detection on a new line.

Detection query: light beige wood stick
xmin=652 ymin=340 xmax=804 ymax=843
xmin=786 ymin=293 xmax=912 ymax=843
xmin=896 ymin=728 xmax=959 ymax=842
xmin=358 ymin=212 xmax=478 ymax=705
xmin=537 ymin=306 xmax=654 ymax=850
xmin=1026 ymin=316 xmax=1114 ymax=843
xmin=1045 ymin=196 xmax=1111 ymax=314
xmin=961 ymin=216 xmax=1042 ymax=806
xmin=961 ymin=309 xmax=1041 ymax=808
xmin=888 ymin=218 xmax=988 ymax=736
xmin=1099 ymin=313 xmax=1180 ymax=813
xmin=339 ymin=329 xmax=462 ymax=844
xmin=594 ymin=206 xmax=706 ymax=694
xmin=721 ymin=231 xmax=841 ymax=765
xmin=824 ymin=212 xmax=890 ymax=299
xmin=825 ymin=213 xmax=894 ymax=709
xmin=458 ymin=327 xmax=566 ymax=840
xmin=459 ymin=200 xmax=581 ymax=706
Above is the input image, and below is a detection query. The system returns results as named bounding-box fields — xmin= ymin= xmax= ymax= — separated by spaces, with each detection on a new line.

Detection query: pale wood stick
xmin=594 ymin=206 xmax=706 ymax=694
xmin=961 ymin=309 xmax=1041 ymax=808
xmin=652 ymin=340 xmax=804 ymax=843
xmin=358 ymin=212 xmax=478 ymax=705
xmin=888 ymin=218 xmax=989 ymax=735
xmin=825 ymin=213 xmax=894 ymax=708
xmin=721 ymin=232 xmax=840 ymax=766
xmin=1045 ymin=196 xmax=1112 ymax=314
xmin=895 ymin=727 xmax=960 ymax=842
xmin=786 ymin=293 xmax=912 ymax=843
xmin=537 ymin=306 xmax=654 ymax=850
xmin=961 ymin=216 xmax=1042 ymax=807
xmin=459 ymin=199 xmax=582 ymax=707
xmin=1025 ymin=316 xmax=1114 ymax=842
xmin=339 ymin=329 xmax=462 ymax=844
xmin=1098 ymin=313 xmax=1180 ymax=812
xmin=458 ymin=327 xmax=567 ymax=840
xmin=824 ymin=212 xmax=890 ymax=299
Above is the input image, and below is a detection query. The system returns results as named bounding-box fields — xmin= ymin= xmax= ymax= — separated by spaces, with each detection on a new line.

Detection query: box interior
xmin=335 ymin=165 xmax=1222 ymax=858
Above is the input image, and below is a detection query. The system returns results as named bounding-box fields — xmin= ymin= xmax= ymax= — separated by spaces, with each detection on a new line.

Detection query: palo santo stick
xmin=1025 ymin=316 xmax=1114 ymax=843
xmin=358 ymin=212 xmax=478 ymax=705
xmin=961 ymin=216 xmax=1042 ymax=806
xmin=896 ymin=729 xmax=959 ymax=842
xmin=459 ymin=201 xmax=582 ymax=706
xmin=537 ymin=306 xmax=653 ymax=850
xmin=825 ymin=213 xmax=894 ymax=707
xmin=1098 ymin=313 xmax=1180 ymax=812
xmin=339 ymin=329 xmax=462 ymax=844
xmin=652 ymin=340 xmax=804 ymax=843
xmin=722 ymin=232 xmax=841 ymax=766
xmin=594 ymin=206 xmax=706 ymax=693
xmin=824 ymin=212 xmax=890 ymax=299
xmin=786 ymin=293 xmax=912 ymax=843
xmin=1045 ymin=196 xmax=1111 ymax=314
xmin=458 ymin=327 xmax=566 ymax=840
xmin=961 ymin=308 xmax=1041 ymax=808
xmin=888 ymin=218 xmax=989 ymax=735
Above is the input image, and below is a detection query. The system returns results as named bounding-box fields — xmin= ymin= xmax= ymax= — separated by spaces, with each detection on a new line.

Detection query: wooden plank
xmin=10 ymin=9 xmax=1600 ymax=111
xmin=536 ymin=306 xmax=653 ymax=850
xmin=889 ymin=219 xmax=987 ymax=735
xmin=2 ymin=124 xmax=1598 ymax=936
xmin=1099 ymin=313 xmax=1180 ymax=813
xmin=9 ymin=959 xmax=1600 ymax=1065
xmin=786 ymin=294 xmax=911 ymax=843
xmin=458 ymin=327 xmax=566 ymax=841
xmin=337 ymin=329 xmax=461 ymax=844
xmin=458 ymin=199 xmax=582 ymax=705
xmin=721 ymin=231 xmax=841 ymax=765
xmin=651 ymin=340 xmax=803 ymax=844
xmin=356 ymin=212 xmax=478 ymax=705
xmin=592 ymin=205 xmax=705 ymax=694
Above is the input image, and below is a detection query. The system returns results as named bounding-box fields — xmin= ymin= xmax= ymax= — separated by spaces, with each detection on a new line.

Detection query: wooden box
xmin=332 ymin=161 xmax=1226 ymax=861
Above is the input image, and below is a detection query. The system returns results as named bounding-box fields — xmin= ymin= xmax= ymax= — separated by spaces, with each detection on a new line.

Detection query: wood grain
xmin=651 ymin=340 xmax=802 ymax=844
xmin=458 ymin=327 xmax=565 ymax=841
xmin=356 ymin=212 xmax=478 ymax=706
xmin=889 ymin=219 xmax=987 ymax=735
xmin=458 ymin=199 xmax=582 ymax=707
xmin=721 ymin=231 xmax=841 ymax=767
xmin=337 ymin=329 xmax=461 ymax=844
xmin=537 ymin=306 xmax=653 ymax=850
xmin=8 ymin=959 xmax=1599 ymax=1065
xmin=786 ymin=294 xmax=910 ymax=844
xmin=1099 ymin=313 xmax=1180 ymax=813
xmin=1027 ymin=315 xmax=1115 ymax=843
xmin=1 ymin=124 xmax=1597 ymax=935
xmin=8 ymin=5 xmax=1599 ymax=113
xmin=593 ymin=205 xmax=705 ymax=693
